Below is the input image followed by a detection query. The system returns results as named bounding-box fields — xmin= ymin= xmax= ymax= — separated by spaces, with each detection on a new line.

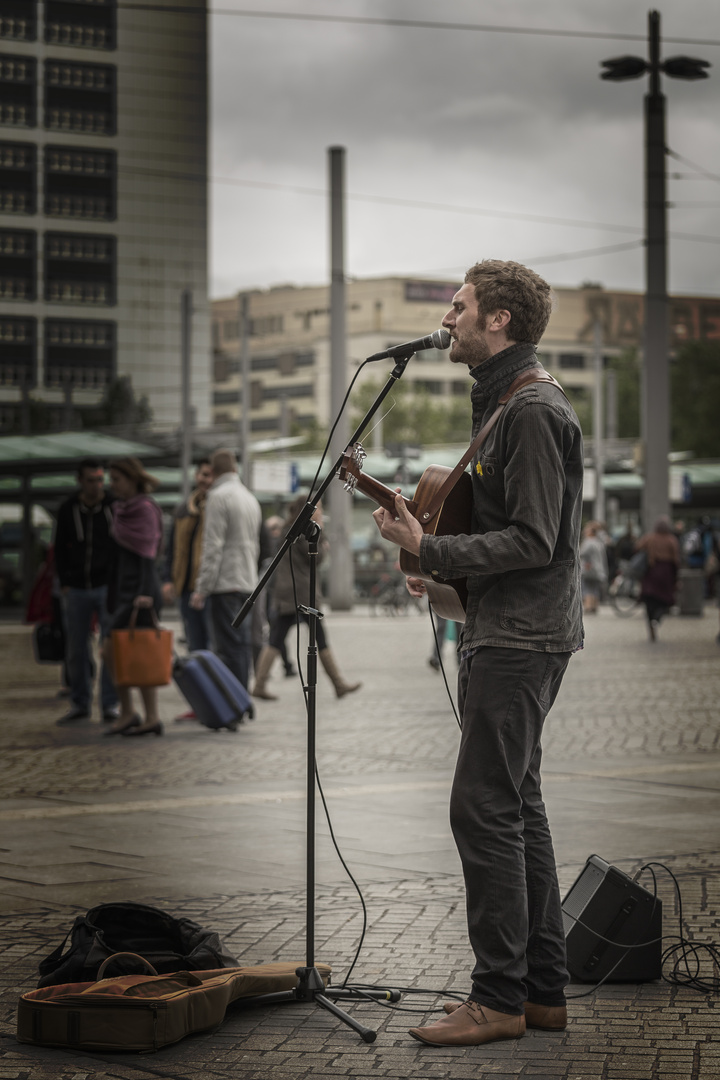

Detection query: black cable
xmin=636 ymin=861 xmax=720 ymax=994
xmin=307 ymin=357 xmax=372 ymax=498
xmin=562 ymin=861 xmax=720 ymax=999
xmin=428 ymin=606 xmax=462 ymax=730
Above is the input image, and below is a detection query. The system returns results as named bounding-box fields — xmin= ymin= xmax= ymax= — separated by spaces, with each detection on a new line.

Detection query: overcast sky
xmin=209 ymin=1 xmax=720 ymax=301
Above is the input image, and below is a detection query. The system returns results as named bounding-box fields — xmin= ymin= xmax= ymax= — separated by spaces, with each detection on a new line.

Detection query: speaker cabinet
xmin=562 ymin=854 xmax=662 ymax=982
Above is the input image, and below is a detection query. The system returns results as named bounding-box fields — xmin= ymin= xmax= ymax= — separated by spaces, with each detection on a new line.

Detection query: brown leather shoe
xmin=524 ymin=1002 xmax=567 ymax=1030
xmin=443 ymin=999 xmax=567 ymax=1031
xmin=409 ymin=1000 xmax=525 ymax=1047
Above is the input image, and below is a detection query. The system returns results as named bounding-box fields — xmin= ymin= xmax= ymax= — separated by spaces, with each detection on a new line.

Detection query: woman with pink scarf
xmin=102 ymin=457 xmax=164 ymax=736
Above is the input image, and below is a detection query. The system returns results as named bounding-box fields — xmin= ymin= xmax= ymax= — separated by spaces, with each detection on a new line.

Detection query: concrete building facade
xmin=211 ymin=278 xmax=720 ymax=437
xmin=0 ymin=0 xmax=210 ymax=432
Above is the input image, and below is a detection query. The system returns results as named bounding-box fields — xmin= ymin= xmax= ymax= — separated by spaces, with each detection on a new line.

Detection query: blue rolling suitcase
xmin=173 ymin=650 xmax=253 ymax=731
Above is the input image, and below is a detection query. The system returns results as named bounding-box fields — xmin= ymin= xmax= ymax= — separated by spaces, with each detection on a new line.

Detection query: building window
xmin=222 ymin=318 xmax=238 ymax=341
xmin=0 ymin=53 xmax=36 ymax=126
xmin=44 ymin=317 xmax=115 ymax=387
xmin=0 ymin=315 xmax=36 ymax=386
xmin=45 ymin=0 xmax=116 ymax=50
xmin=213 ymin=389 xmax=240 ymax=405
xmin=413 ymin=379 xmax=444 ymax=395
xmin=0 ymin=227 xmax=35 ymax=299
xmin=0 ymin=140 xmax=35 ymax=213
xmin=261 ymin=382 xmax=314 ymax=401
xmin=44 ymin=144 xmax=116 ymax=220
xmin=250 ymin=315 xmax=283 ymax=336
xmin=0 ymin=0 xmax=36 ymax=42
xmin=44 ymin=231 xmax=116 ymax=305
xmin=559 ymin=353 xmax=586 ymax=370
xmin=44 ymin=60 xmax=116 ymax=135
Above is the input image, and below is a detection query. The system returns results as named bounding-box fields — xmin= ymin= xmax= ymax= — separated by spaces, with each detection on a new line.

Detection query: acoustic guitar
xmin=339 ymin=444 xmax=472 ymax=622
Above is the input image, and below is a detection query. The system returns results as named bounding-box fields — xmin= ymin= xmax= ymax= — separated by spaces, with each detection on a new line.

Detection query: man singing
xmin=374 ymin=260 xmax=584 ymax=1047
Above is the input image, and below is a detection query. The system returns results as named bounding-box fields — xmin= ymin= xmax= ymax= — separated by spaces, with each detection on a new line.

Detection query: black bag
xmin=32 ymin=622 xmax=65 ymax=664
xmin=37 ymin=902 xmax=239 ymax=988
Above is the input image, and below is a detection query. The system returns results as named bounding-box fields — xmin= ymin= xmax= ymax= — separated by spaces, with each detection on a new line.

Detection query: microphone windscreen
xmin=431 ymin=328 xmax=451 ymax=351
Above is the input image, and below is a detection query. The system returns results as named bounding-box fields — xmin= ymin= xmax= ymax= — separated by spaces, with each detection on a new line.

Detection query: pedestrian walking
xmin=103 ymin=457 xmax=165 ymax=736
xmin=635 ymin=516 xmax=681 ymax=642
xmin=579 ymin=521 xmax=608 ymax=614
xmin=162 ymin=458 xmax=213 ymax=654
xmin=53 ymin=458 xmax=119 ymax=725
xmin=373 ymin=259 xmax=583 ymax=1048
xmin=252 ymin=497 xmax=361 ymax=700
xmin=190 ymin=449 xmax=262 ymax=693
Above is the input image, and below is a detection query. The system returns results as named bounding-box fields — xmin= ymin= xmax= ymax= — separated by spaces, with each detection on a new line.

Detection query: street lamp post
xmin=601 ymin=10 xmax=709 ymax=530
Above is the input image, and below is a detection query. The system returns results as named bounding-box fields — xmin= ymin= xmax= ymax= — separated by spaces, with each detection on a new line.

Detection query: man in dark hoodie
xmin=54 ymin=458 xmax=118 ymax=724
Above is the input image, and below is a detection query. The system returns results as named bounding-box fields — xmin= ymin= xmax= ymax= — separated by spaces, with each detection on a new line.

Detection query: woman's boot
xmin=319 ymin=648 xmax=361 ymax=698
xmin=253 ymin=646 xmax=280 ymax=700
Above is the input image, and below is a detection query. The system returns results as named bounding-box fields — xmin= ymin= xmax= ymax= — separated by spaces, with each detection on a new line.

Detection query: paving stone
xmin=1 ymin=608 xmax=720 ymax=1078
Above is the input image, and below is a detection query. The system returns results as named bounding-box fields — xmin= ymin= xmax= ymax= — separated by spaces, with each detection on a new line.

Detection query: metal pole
xmin=593 ymin=321 xmax=605 ymax=524
xmin=327 ymin=146 xmax=353 ymax=609
xmin=642 ymin=9 xmax=670 ymax=528
xmin=180 ymin=289 xmax=192 ymax=500
xmin=606 ymin=368 xmax=618 ymax=441
xmin=239 ymin=293 xmax=252 ymax=487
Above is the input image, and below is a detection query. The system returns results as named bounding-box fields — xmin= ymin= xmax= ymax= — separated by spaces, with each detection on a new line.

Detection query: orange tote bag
xmin=111 ymin=608 xmax=173 ymax=687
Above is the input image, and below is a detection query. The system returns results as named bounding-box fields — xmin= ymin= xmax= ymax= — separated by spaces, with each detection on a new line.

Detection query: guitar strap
xmin=417 ymin=367 xmax=568 ymax=525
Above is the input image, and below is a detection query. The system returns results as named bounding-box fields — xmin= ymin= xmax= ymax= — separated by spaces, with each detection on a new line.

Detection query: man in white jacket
xmin=190 ymin=449 xmax=262 ymax=690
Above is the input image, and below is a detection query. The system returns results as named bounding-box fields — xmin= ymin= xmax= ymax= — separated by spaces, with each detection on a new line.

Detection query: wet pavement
xmin=0 ymin=600 xmax=719 ymax=1078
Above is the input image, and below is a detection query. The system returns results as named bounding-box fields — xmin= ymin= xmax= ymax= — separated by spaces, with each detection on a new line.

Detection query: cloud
xmin=210 ymin=0 xmax=720 ymax=297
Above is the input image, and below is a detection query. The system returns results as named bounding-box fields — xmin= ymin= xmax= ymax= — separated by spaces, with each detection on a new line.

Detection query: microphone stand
xmin=232 ymin=350 xmax=417 ymax=1041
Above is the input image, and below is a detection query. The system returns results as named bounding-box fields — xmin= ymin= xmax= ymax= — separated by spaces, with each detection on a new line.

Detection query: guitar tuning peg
xmin=343 ymin=475 xmax=358 ymax=494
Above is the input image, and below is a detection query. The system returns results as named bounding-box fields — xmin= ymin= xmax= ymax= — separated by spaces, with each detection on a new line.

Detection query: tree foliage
xmin=671 ymin=341 xmax=720 ymax=458
xmin=608 ymin=347 xmax=641 ymax=440
xmin=81 ymin=376 xmax=153 ymax=431
xmin=350 ymin=378 xmax=472 ymax=448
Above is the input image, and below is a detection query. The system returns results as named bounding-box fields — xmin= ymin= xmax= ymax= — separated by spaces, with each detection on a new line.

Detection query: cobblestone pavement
xmin=0 ymin=602 xmax=719 ymax=1078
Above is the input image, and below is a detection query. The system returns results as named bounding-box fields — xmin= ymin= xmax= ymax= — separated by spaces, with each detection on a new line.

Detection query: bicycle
xmin=608 ymin=570 xmax=643 ymax=616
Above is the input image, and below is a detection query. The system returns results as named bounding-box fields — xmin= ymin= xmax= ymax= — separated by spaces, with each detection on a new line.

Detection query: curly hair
xmin=464 ymin=260 xmax=554 ymax=344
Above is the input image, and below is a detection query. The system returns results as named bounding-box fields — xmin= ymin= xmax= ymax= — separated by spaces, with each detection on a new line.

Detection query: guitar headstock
xmin=338 ymin=442 xmax=367 ymax=493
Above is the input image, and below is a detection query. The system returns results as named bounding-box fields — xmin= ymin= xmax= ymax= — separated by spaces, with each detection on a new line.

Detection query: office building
xmin=0 ymin=0 xmax=210 ymax=432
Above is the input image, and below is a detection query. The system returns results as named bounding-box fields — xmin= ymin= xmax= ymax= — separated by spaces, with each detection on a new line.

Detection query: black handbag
xmin=37 ymin=902 xmax=239 ymax=988
xmin=32 ymin=622 xmax=65 ymax=664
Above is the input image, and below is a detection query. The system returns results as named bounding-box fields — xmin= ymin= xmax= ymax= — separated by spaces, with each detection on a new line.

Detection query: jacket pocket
xmin=500 ymin=559 xmax=576 ymax=635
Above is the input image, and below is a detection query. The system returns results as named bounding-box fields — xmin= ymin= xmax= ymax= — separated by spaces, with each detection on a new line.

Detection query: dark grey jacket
xmin=419 ymin=342 xmax=584 ymax=654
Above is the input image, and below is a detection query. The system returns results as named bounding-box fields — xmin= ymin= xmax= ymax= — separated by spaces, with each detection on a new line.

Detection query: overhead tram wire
xmin=117 ymin=163 xmax=720 ymax=249
xmin=667 ymin=148 xmax=720 ymax=185
xmin=114 ymin=4 xmax=720 ymax=48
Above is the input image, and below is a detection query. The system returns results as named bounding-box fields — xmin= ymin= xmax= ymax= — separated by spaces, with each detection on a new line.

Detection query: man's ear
xmin=487 ymin=309 xmax=512 ymax=333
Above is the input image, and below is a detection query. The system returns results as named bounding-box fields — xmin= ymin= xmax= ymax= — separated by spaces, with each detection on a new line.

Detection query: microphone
xmin=367 ymin=328 xmax=451 ymax=363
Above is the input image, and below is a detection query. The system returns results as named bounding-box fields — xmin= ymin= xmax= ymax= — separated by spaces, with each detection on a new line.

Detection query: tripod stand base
xmin=239 ymin=966 xmax=401 ymax=1043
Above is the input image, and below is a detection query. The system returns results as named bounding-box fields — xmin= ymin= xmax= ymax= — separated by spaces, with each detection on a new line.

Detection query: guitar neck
xmin=351 ymin=471 xmax=417 ymax=517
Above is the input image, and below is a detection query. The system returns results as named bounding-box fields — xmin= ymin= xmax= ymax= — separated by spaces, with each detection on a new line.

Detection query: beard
xmin=448 ymin=318 xmax=492 ymax=367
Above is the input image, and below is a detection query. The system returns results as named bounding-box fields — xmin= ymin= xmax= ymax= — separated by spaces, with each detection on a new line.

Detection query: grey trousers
xmin=451 ymin=645 xmax=571 ymax=1014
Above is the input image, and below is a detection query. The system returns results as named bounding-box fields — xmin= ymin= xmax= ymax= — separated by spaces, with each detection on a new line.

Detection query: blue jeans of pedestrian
xmin=179 ymin=591 xmax=212 ymax=653
xmin=451 ymin=646 xmax=571 ymax=1015
xmin=209 ymin=592 xmax=252 ymax=690
xmin=62 ymin=586 xmax=118 ymax=713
